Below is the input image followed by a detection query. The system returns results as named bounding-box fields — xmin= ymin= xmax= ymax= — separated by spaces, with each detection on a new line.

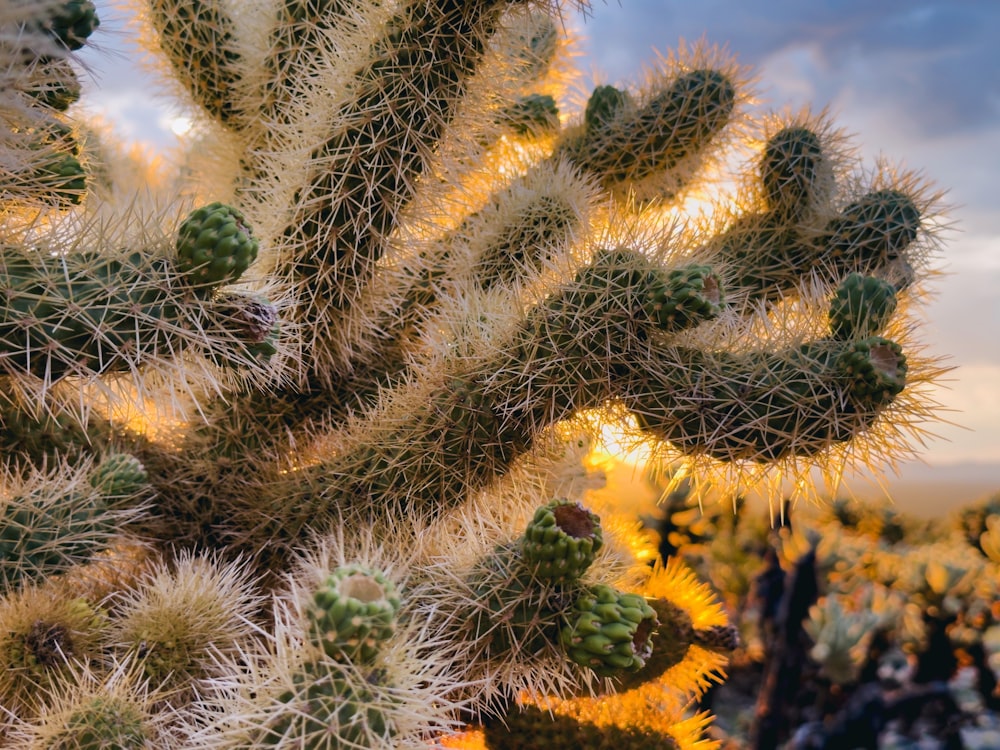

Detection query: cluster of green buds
xmin=305 ymin=564 xmax=401 ymax=664
xmin=521 ymin=498 xmax=603 ymax=581
xmin=560 ymin=584 xmax=658 ymax=678
xmin=520 ymin=499 xmax=659 ymax=678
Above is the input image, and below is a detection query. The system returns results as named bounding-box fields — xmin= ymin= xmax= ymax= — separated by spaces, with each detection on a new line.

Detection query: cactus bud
xmin=176 ymin=202 xmax=259 ymax=291
xmin=838 ymin=336 xmax=907 ymax=403
xmin=88 ymin=453 xmax=148 ymax=500
xmin=829 ymin=273 xmax=897 ymax=339
xmin=561 ymin=584 xmax=658 ymax=677
xmin=644 ymin=263 xmax=723 ymax=331
xmin=306 ymin=565 xmax=401 ymax=664
xmin=521 ymin=499 xmax=603 ymax=581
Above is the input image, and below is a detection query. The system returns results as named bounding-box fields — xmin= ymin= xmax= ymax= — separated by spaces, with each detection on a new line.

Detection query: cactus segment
xmin=828 ymin=272 xmax=897 ymax=339
xmin=306 ymin=564 xmax=401 ymax=664
xmin=484 ymin=704 xmax=680 ymax=750
xmin=29 ymin=0 xmax=100 ymax=52
xmin=583 ymin=84 xmax=632 ymax=131
xmin=823 ymin=189 xmax=922 ymax=276
xmin=561 ymin=68 xmax=736 ymax=195
xmin=627 ymin=337 xmax=908 ymax=463
xmin=147 ymin=0 xmax=242 ymax=124
xmin=279 ymin=0 xmax=527 ymax=380
xmin=561 ymin=584 xmax=658 ymax=677
xmin=499 ymin=93 xmax=560 ymax=136
xmin=175 ymin=202 xmax=260 ymax=291
xmin=462 ymin=542 xmax=578 ymax=659
xmin=1 ymin=480 xmax=118 ymax=588
xmin=47 ymin=696 xmax=151 ymax=750
xmin=24 ymin=57 xmax=82 ymax=110
xmin=521 ymin=498 xmax=603 ymax=581
xmin=0 ymin=247 xmax=275 ymax=380
xmin=264 ymin=661 xmax=395 ymax=748
xmin=760 ymin=126 xmax=827 ymax=218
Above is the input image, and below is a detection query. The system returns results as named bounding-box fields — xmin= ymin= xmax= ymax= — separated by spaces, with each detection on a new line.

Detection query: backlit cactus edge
xmin=0 ymin=0 xmax=949 ymax=747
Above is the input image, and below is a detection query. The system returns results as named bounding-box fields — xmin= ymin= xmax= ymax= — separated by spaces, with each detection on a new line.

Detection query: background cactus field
xmin=0 ymin=0 xmax=985 ymax=748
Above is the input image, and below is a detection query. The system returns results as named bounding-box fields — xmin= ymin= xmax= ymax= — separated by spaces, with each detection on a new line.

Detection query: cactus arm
xmin=145 ymin=0 xmax=243 ymax=126
xmin=711 ymin=118 xmax=931 ymax=303
xmin=717 ymin=187 xmax=926 ymax=303
xmin=0 ymin=454 xmax=149 ymax=589
xmin=276 ymin=0 xmax=554 ymax=382
xmin=259 ymin=0 xmax=360 ymax=126
xmin=0 ymin=245 xmax=278 ymax=383
xmin=623 ymin=269 xmax=908 ymax=467
xmin=556 ymin=63 xmax=740 ymax=202
xmin=251 ymin=251 xmax=723 ymax=544
xmin=0 ymin=203 xmax=279 ymax=387
xmin=624 ymin=336 xmax=906 ymax=464
xmin=483 ymin=704 xmax=681 ymax=750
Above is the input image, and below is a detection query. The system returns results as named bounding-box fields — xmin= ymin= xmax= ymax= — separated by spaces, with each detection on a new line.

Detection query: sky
xmin=73 ymin=1 xmax=1000 ymax=476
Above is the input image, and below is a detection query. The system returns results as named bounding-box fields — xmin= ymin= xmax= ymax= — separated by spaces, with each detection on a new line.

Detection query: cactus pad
xmin=561 ymin=584 xmax=658 ymax=677
xmin=521 ymin=499 xmax=603 ymax=581
xmin=176 ymin=202 xmax=259 ymax=290
xmin=306 ymin=565 xmax=401 ymax=663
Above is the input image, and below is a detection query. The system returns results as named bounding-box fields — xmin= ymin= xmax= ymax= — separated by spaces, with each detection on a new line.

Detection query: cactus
xmin=0 ymin=458 xmax=147 ymax=588
xmin=521 ymin=498 xmax=603 ymax=581
xmin=0 ymin=585 xmax=106 ymax=716
xmin=484 ymin=704 xmax=681 ymax=750
xmin=306 ymin=563 xmax=401 ymax=663
xmin=29 ymin=1 xmax=101 ymax=52
xmin=560 ymin=584 xmax=658 ymax=677
xmin=0 ymin=0 xmax=955 ymax=746
xmin=175 ymin=202 xmax=260 ymax=291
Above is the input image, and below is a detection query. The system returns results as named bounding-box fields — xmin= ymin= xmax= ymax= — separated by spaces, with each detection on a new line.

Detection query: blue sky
xmin=76 ymin=1 xmax=1000 ymax=470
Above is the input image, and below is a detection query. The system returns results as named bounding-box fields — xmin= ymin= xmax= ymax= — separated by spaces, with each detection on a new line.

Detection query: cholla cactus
xmin=804 ymin=594 xmax=881 ymax=685
xmin=0 ymin=0 xmax=953 ymax=746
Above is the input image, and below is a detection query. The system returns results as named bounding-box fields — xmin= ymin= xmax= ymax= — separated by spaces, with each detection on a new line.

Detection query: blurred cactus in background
xmin=0 ymin=0 xmax=957 ymax=747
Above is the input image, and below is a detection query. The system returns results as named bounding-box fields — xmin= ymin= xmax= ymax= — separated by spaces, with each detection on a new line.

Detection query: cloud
xmin=573 ymin=1 xmax=1000 ymax=138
